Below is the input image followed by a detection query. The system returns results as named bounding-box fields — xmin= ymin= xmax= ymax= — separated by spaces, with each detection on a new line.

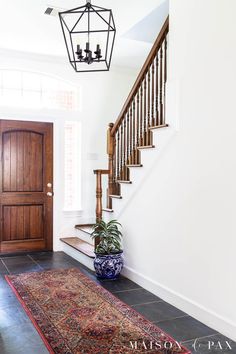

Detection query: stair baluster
xmin=123 ymin=117 xmax=127 ymax=180
xmin=140 ymin=83 xmax=143 ymax=147
xmin=107 ymin=123 xmax=114 ymax=208
xmin=127 ymin=111 xmax=130 ymax=165
xmin=117 ymin=128 xmax=120 ymax=180
xmin=147 ymin=68 xmax=151 ymax=144
xmin=156 ymin=53 xmax=159 ymax=126
xmin=129 ymin=105 xmax=132 ymax=164
xmin=160 ymin=44 xmax=163 ymax=125
xmin=136 ymin=91 xmax=140 ymax=150
xmin=120 ymin=121 xmax=123 ymax=179
xmin=143 ymin=76 xmax=147 ymax=146
xmin=151 ymin=61 xmax=155 ymax=127
xmin=132 ymin=99 xmax=136 ymax=164
xmin=164 ymin=35 xmax=168 ymax=124
xmin=113 ymin=133 xmax=117 ymax=193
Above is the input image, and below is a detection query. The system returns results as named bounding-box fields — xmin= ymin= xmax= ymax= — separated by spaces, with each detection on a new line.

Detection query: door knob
xmin=47 ymin=192 xmax=53 ymax=197
xmin=47 ymin=183 xmax=52 ymax=188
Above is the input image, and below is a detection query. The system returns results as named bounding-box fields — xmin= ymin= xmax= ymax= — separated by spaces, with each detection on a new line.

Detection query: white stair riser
xmin=75 ymin=229 xmax=94 ymax=244
xmin=62 ymin=243 xmax=94 ymax=271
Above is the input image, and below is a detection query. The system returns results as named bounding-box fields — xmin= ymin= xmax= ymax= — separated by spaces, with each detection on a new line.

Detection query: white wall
xmin=0 ymin=49 xmax=137 ymax=251
xmin=1 ymin=0 xmax=235 ymax=340
xmin=117 ymin=0 xmax=236 ymax=341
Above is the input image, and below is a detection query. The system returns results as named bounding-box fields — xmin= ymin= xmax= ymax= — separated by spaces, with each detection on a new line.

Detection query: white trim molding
xmin=122 ymin=265 xmax=236 ymax=342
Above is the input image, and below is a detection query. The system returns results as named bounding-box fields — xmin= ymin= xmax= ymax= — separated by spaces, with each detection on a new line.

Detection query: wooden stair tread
xmin=109 ymin=194 xmax=122 ymax=199
xmin=75 ymin=224 xmax=94 ymax=234
xmin=102 ymin=208 xmax=114 ymax=212
xmin=60 ymin=237 xmax=95 ymax=258
xmin=126 ymin=164 xmax=143 ymax=167
xmin=149 ymin=124 xmax=169 ymax=130
xmin=116 ymin=180 xmax=132 ymax=184
xmin=137 ymin=145 xmax=155 ymax=149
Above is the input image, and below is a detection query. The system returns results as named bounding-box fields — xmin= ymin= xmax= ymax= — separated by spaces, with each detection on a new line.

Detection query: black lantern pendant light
xmin=59 ymin=0 xmax=116 ymax=73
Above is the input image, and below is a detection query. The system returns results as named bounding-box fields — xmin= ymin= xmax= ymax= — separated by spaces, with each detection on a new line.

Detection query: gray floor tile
xmin=132 ymin=300 xmax=187 ymax=322
xmin=0 ymin=291 xmax=18 ymax=310
xmin=114 ymin=288 xmax=162 ymax=306
xmin=0 ymin=278 xmax=15 ymax=300
xmin=6 ymin=263 xmax=42 ymax=274
xmin=29 ymin=251 xmax=68 ymax=261
xmin=37 ymin=259 xmax=76 ymax=270
xmin=0 ymin=275 xmax=11 ymax=290
xmin=2 ymin=256 xmax=33 ymax=266
xmin=157 ymin=316 xmax=217 ymax=342
xmin=0 ymin=304 xmax=30 ymax=330
xmin=0 ymin=261 xmax=8 ymax=274
xmin=0 ymin=323 xmax=48 ymax=354
xmin=97 ymin=277 xmax=141 ymax=293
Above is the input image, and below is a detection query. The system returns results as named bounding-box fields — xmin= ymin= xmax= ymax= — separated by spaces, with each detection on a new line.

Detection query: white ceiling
xmin=0 ymin=0 xmax=168 ymax=69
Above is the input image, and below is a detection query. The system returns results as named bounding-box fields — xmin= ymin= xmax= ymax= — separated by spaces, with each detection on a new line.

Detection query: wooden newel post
xmin=94 ymin=170 xmax=102 ymax=250
xmin=95 ymin=170 xmax=102 ymax=222
xmin=107 ymin=123 xmax=115 ymax=209
xmin=94 ymin=169 xmax=109 ymax=249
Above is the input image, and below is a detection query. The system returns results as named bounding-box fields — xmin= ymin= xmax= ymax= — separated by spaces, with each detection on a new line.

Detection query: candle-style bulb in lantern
xmin=95 ymin=44 xmax=102 ymax=60
xmin=76 ymin=44 xmax=83 ymax=60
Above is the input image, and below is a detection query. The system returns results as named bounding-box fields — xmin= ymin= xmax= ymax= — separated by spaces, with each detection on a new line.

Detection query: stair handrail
xmin=111 ymin=17 xmax=169 ymax=136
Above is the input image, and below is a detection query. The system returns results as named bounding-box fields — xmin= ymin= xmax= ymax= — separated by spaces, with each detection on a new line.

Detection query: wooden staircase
xmin=61 ymin=17 xmax=169 ymax=259
xmin=96 ymin=16 xmax=169 ymax=217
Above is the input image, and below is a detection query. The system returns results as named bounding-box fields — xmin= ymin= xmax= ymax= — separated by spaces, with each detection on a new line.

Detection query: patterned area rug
xmin=6 ymin=269 xmax=190 ymax=354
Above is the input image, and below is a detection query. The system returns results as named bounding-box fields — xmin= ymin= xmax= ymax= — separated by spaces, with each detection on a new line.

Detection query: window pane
xmin=0 ymin=69 xmax=79 ymax=111
xmin=23 ymin=72 xmax=41 ymax=91
xmin=22 ymin=90 xmax=41 ymax=109
xmin=2 ymin=70 xmax=22 ymax=90
xmin=2 ymin=88 xmax=22 ymax=107
xmin=41 ymin=75 xmax=59 ymax=91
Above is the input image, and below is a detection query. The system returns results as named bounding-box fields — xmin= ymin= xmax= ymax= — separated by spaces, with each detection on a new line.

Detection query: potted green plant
xmin=91 ymin=220 xmax=124 ymax=279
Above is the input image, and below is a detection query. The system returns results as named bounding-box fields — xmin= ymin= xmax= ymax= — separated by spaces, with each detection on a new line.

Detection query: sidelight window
xmin=64 ymin=121 xmax=81 ymax=211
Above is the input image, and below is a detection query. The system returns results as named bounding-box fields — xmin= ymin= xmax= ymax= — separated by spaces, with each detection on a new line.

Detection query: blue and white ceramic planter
xmin=94 ymin=251 xmax=124 ymax=279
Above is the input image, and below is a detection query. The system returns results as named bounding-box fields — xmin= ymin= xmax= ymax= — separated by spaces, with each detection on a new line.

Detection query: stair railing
xmin=95 ymin=17 xmax=169 ymax=219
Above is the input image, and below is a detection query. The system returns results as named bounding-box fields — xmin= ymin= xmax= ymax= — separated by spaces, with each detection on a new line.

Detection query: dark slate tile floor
xmin=0 ymin=251 xmax=235 ymax=354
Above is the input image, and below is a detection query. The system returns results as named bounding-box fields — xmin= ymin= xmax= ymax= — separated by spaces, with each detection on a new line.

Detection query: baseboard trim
xmin=122 ymin=265 xmax=236 ymax=341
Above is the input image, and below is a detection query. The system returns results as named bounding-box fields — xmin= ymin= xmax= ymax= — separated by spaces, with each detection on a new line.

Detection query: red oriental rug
xmin=5 ymin=269 xmax=190 ymax=354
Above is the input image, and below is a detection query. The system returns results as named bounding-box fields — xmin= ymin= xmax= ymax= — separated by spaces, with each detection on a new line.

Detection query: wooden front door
xmin=0 ymin=120 xmax=53 ymax=254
